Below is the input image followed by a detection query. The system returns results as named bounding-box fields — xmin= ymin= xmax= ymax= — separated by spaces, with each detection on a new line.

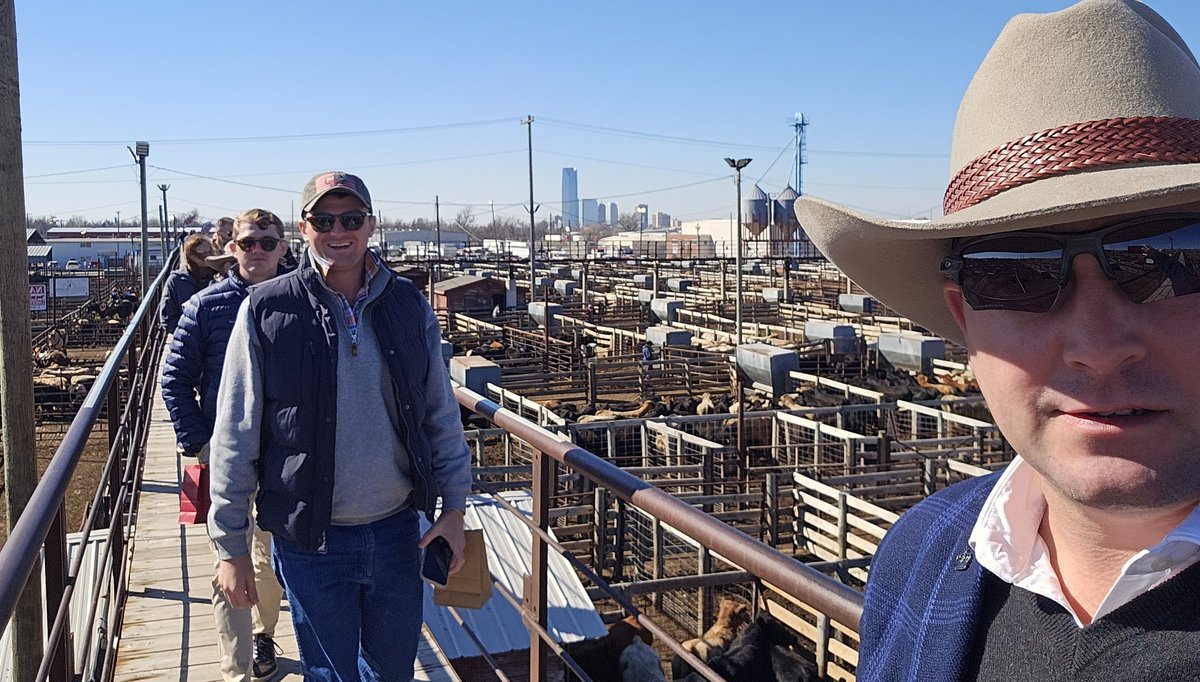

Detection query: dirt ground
xmin=1 ymin=344 xmax=122 ymax=547
xmin=0 ymin=429 xmax=112 ymax=547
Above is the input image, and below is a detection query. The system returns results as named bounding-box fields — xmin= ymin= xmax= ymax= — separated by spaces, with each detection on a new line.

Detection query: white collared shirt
xmin=967 ymin=456 xmax=1200 ymax=626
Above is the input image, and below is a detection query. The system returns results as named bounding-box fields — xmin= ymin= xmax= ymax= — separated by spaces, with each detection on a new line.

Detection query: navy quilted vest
xmin=246 ymin=261 xmax=437 ymax=550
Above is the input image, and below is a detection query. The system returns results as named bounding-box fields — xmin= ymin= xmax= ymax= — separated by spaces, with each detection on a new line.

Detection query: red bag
xmin=179 ymin=463 xmax=210 ymax=525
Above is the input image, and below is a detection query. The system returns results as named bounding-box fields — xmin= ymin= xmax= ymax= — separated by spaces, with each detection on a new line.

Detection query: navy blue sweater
xmin=857 ymin=473 xmax=999 ymax=681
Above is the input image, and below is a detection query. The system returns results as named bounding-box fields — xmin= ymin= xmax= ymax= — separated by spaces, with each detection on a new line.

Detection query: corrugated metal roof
xmin=433 ymin=275 xmax=494 ymax=293
xmin=420 ymin=491 xmax=607 ymax=660
xmin=28 ymin=244 xmax=53 ymax=258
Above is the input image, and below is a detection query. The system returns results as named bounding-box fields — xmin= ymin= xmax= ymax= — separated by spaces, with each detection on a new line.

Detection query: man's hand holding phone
xmin=419 ymin=508 xmax=466 ymax=586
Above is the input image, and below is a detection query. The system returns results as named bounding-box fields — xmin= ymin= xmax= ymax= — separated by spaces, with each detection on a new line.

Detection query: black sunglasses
xmin=304 ymin=210 xmax=370 ymax=233
xmin=233 ymin=236 xmax=281 ymax=252
xmin=941 ymin=212 xmax=1200 ymax=313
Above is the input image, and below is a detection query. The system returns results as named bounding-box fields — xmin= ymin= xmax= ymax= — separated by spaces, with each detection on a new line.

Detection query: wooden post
xmin=923 ymin=457 xmax=937 ymax=497
xmin=877 ymin=429 xmax=891 ymax=467
xmin=0 ymin=2 xmax=44 ymax=676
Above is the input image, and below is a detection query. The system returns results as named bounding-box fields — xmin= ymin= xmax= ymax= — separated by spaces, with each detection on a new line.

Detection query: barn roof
xmin=434 ymin=274 xmax=502 ymax=293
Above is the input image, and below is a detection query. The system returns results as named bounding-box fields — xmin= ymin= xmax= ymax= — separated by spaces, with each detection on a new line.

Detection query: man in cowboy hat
xmin=796 ymin=1 xmax=1200 ymax=678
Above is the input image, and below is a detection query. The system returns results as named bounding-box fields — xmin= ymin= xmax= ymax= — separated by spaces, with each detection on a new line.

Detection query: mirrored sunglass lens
xmin=1104 ymin=220 xmax=1200 ymax=303
xmin=307 ymin=214 xmax=335 ymax=232
xmin=959 ymin=238 xmax=1063 ymax=311
xmin=237 ymin=237 xmax=280 ymax=250
xmin=340 ymin=212 xmax=367 ymax=230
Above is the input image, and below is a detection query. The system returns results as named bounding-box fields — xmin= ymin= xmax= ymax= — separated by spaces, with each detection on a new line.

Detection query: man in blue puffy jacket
xmin=161 ymin=208 xmax=289 ymax=681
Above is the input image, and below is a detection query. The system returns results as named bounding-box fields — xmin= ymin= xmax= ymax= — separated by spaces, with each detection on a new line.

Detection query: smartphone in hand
xmin=422 ymin=536 xmax=453 ymax=588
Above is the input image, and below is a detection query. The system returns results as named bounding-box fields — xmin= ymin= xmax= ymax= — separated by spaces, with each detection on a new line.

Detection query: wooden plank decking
xmin=112 ymin=367 xmax=458 ymax=681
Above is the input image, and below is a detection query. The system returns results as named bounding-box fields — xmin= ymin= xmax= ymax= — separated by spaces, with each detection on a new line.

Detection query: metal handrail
xmin=453 ymin=383 xmax=865 ymax=678
xmin=0 ymin=255 xmax=174 ymax=680
xmin=4 ymin=258 xmax=866 ymax=679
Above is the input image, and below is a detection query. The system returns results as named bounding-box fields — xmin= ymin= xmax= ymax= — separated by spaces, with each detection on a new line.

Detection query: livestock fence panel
xmin=774 ymin=412 xmax=880 ymax=473
xmin=791 ymin=472 xmax=900 ymax=583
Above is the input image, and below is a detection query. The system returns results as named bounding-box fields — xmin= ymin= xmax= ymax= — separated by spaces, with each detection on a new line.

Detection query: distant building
xmin=581 ymin=198 xmax=599 ymax=226
xmin=378 ymin=228 xmax=470 ymax=258
xmin=635 ymin=204 xmax=649 ymax=230
xmin=597 ymin=203 xmax=607 ymax=225
xmin=45 ymin=226 xmax=168 ymax=268
xmin=608 ymin=202 xmax=618 ymax=227
xmin=561 ymin=168 xmax=579 ymax=229
xmin=652 ymin=212 xmax=671 ymax=229
xmin=432 ymin=274 xmax=508 ymax=314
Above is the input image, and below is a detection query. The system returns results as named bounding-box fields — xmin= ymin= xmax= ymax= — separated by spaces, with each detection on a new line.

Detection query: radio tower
xmin=792 ymin=112 xmax=808 ymax=196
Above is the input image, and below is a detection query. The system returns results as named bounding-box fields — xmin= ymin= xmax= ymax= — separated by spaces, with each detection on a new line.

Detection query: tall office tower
xmin=561 ymin=168 xmax=579 ymax=229
xmin=597 ymin=203 xmax=607 ymax=225
xmin=608 ymin=202 xmax=618 ymax=226
xmin=653 ymin=212 xmax=671 ymax=228
xmin=636 ymin=203 xmax=649 ymax=230
xmin=581 ymin=198 xmax=599 ymax=225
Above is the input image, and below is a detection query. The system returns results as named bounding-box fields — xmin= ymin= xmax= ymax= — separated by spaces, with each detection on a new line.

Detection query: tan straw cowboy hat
xmin=795 ymin=0 xmax=1200 ymax=345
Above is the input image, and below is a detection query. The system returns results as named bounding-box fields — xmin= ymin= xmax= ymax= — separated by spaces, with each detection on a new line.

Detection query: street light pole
xmin=157 ymin=183 xmax=170 ymax=255
xmin=129 ymin=142 xmax=150 ymax=294
xmin=489 ymin=199 xmax=496 ymax=231
xmin=724 ymin=157 xmax=751 ymax=346
xmin=636 ymin=204 xmax=647 ymax=260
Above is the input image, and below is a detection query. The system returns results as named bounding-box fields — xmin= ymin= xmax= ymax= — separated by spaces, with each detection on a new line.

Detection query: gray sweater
xmin=206 ymin=257 xmax=472 ymax=560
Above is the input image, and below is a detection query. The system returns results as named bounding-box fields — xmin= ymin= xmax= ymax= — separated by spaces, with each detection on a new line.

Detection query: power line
xmin=148 ymin=165 xmax=295 ymax=194
xmin=22 ymin=118 xmax=519 ymax=146
xmin=24 ymin=164 xmax=129 ymax=179
xmin=536 ymin=148 xmax=719 ymax=177
xmin=540 ymin=117 xmax=782 ymax=151
xmin=541 ymin=117 xmax=948 ymax=159
xmin=40 ymin=199 xmax=137 ymax=216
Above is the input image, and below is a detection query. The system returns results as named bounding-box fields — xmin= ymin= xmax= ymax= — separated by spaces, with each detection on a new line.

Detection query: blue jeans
xmin=272 ymin=508 xmax=423 ymax=681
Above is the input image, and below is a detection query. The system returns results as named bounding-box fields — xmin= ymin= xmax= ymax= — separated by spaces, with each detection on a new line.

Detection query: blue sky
xmin=16 ymin=1 xmax=1200 ymax=226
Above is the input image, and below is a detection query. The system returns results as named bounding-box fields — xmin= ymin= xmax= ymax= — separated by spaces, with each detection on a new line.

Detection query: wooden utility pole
xmin=0 ymin=1 xmax=43 ymax=677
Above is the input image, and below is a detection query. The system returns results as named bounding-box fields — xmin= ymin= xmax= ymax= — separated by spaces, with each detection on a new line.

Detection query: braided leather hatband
xmin=943 ymin=116 xmax=1200 ymax=215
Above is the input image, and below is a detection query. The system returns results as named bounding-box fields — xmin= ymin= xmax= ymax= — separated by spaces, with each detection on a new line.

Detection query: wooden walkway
xmin=112 ymin=369 xmax=459 ymax=681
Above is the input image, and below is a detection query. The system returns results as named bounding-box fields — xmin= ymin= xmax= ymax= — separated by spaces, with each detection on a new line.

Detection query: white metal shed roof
xmin=420 ymin=491 xmax=607 ymax=660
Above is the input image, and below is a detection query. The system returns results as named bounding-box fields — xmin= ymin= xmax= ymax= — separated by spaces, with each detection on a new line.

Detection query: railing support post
xmin=44 ymin=504 xmax=73 ymax=681
xmin=527 ymin=448 xmax=551 ymax=682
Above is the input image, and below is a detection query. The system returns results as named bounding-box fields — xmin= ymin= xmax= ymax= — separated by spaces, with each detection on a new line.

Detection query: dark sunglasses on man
xmin=941 ymin=212 xmax=1200 ymax=312
xmin=304 ymin=210 xmax=370 ymax=233
xmin=233 ymin=236 xmax=281 ymax=252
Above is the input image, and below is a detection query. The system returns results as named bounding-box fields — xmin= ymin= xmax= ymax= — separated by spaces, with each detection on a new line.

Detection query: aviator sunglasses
xmin=304 ymin=210 xmax=370 ymax=233
xmin=233 ymin=236 xmax=280 ymax=251
xmin=940 ymin=212 xmax=1200 ymax=312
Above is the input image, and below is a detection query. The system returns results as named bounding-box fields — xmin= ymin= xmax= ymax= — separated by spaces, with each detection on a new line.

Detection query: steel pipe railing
xmin=0 ymin=251 xmax=176 ymax=681
xmin=453 ymin=383 xmax=865 ymax=680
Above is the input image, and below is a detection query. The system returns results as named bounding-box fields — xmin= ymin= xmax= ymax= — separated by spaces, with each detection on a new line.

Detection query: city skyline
xmin=15 ymin=2 xmax=1200 ymax=226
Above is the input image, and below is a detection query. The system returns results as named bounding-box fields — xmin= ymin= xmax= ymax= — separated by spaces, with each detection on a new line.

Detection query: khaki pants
xmin=210 ymin=527 xmax=284 ymax=682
